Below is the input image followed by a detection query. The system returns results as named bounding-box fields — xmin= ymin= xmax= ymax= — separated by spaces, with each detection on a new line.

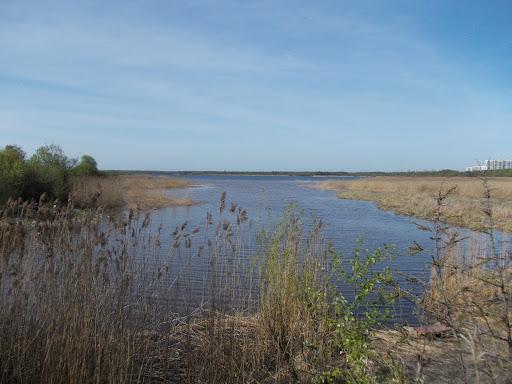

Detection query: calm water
xmin=139 ymin=175 xmax=509 ymax=323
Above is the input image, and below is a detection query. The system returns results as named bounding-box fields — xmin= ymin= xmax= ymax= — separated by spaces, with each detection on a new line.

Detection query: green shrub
xmin=318 ymin=242 xmax=400 ymax=384
xmin=71 ymin=155 xmax=99 ymax=176
xmin=0 ymin=145 xmax=26 ymax=203
xmin=25 ymin=145 xmax=74 ymax=201
xmin=0 ymin=144 xmax=100 ymax=204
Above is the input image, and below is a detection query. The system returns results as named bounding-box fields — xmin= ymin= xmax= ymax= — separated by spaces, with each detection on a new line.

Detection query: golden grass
xmin=315 ymin=177 xmax=512 ymax=232
xmin=374 ymin=323 xmax=511 ymax=384
xmin=422 ymin=236 xmax=511 ymax=321
xmin=70 ymin=174 xmax=198 ymax=209
xmin=379 ymin=233 xmax=512 ymax=383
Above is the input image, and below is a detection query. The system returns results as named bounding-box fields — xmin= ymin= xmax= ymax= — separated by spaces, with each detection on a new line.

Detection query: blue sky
xmin=1 ymin=0 xmax=511 ymax=171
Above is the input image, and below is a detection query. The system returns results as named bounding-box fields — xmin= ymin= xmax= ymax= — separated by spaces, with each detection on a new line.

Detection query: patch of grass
xmin=315 ymin=177 xmax=512 ymax=382
xmin=315 ymin=177 xmax=512 ymax=232
xmin=372 ymin=178 xmax=512 ymax=383
xmin=70 ymin=174 xmax=198 ymax=209
xmin=70 ymin=176 xmax=125 ymax=209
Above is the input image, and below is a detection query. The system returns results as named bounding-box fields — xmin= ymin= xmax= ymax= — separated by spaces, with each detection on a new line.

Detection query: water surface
xmin=140 ymin=175 xmax=509 ymax=323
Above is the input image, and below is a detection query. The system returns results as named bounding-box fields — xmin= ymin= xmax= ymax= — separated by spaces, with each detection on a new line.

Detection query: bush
xmin=25 ymin=144 xmax=74 ymax=201
xmin=0 ymin=145 xmax=26 ymax=203
xmin=71 ymin=155 xmax=99 ymax=176
xmin=0 ymin=144 xmax=100 ymax=204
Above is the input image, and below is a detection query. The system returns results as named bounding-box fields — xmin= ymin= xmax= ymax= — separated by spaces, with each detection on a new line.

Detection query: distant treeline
xmin=0 ymin=144 xmax=99 ymax=204
xmin=105 ymin=169 xmax=512 ymax=177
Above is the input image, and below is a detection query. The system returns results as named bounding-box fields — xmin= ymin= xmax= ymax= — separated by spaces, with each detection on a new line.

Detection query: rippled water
xmin=139 ymin=175 xmax=510 ymax=323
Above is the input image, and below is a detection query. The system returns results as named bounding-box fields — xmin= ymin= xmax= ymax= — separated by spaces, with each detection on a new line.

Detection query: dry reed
xmin=315 ymin=177 xmax=512 ymax=232
xmin=70 ymin=174 xmax=197 ymax=210
xmin=0 ymin=194 xmax=400 ymax=383
xmin=374 ymin=178 xmax=512 ymax=383
xmin=376 ymin=241 xmax=512 ymax=383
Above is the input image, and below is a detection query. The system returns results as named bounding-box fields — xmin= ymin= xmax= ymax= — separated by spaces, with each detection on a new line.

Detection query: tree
xmin=71 ymin=155 xmax=99 ymax=176
xmin=0 ymin=145 xmax=26 ymax=203
xmin=0 ymin=144 xmax=100 ymax=204
xmin=30 ymin=144 xmax=73 ymax=170
xmin=26 ymin=144 xmax=73 ymax=201
xmin=4 ymin=145 xmax=25 ymax=161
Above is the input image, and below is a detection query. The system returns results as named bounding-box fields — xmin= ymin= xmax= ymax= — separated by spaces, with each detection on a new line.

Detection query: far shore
xmin=103 ymin=168 xmax=512 ymax=178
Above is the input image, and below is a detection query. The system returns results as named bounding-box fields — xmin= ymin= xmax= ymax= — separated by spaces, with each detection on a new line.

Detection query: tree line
xmin=0 ymin=144 xmax=99 ymax=204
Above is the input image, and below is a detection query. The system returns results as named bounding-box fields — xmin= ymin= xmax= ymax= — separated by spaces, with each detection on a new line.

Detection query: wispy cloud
xmin=0 ymin=0 xmax=511 ymax=170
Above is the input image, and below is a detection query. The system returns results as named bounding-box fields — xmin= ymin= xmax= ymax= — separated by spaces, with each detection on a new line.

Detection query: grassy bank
xmin=70 ymin=174 xmax=198 ymax=210
xmin=314 ymin=176 xmax=512 ymax=382
xmin=315 ymin=176 xmax=512 ymax=232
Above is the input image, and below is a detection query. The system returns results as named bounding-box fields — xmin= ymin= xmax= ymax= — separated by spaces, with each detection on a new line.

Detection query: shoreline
xmin=314 ymin=176 xmax=512 ymax=233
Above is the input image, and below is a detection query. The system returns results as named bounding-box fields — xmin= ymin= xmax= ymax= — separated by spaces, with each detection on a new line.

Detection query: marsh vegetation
xmin=0 ymin=196 xmax=406 ymax=383
xmin=316 ymin=176 xmax=512 ymax=232
xmin=71 ymin=174 xmax=197 ymax=210
xmin=1 ymin=181 xmax=511 ymax=383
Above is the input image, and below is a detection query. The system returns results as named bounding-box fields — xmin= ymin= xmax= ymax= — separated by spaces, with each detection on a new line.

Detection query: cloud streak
xmin=1 ymin=0 xmax=511 ymax=170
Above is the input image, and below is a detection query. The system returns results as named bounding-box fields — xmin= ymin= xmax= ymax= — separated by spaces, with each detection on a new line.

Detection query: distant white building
xmin=465 ymin=159 xmax=512 ymax=172
xmin=485 ymin=159 xmax=512 ymax=170
xmin=465 ymin=165 xmax=488 ymax=172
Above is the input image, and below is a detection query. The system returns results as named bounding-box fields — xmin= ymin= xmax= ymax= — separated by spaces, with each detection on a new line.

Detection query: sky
xmin=1 ymin=0 xmax=511 ymax=171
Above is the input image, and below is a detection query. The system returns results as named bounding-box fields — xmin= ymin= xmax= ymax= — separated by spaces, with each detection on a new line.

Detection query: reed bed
xmin=375 ymin=239 xmax=512 ymax=383
xmin=0 ymin=194 xmax=406 ymax=384
xmin=375 ymin=236 xmax=512 ymax=383
xmin=70 ymin=174 xmax=197 ymax=210
xmin=315 ymin=177 xmax=512 ymax=232
xmin=371 ymin=179 xmax=512 ymax=384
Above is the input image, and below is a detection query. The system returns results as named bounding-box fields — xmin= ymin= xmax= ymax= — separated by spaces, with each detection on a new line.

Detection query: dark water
xmin=139 ymin=175 xmax=509 ymax=323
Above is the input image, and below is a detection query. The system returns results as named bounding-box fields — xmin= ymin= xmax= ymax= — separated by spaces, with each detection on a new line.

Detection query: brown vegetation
xmin=70 ymin=174 xmax=197 ymax=209
xmin=375 ymin=180 xmax=512 ymax=383
xmin=315 ymin=176 xmax=512 ymax=232
xmin=0 ymin=196 xmax=407 ymax=384
xmin=1 ymin=178 xmax=511 ymax=383
xmin=375 ymin=239 xmax=512 ymax=383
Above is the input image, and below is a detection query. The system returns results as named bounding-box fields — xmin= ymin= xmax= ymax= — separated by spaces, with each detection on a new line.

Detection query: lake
xmin=136 ymin=175 xmax=508 ymax=324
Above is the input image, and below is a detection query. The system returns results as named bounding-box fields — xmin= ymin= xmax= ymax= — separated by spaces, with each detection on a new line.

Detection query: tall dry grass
xmin=0 ymin=193 xmax=405 ymax=384
xmin=374 ymin=179 xmax=512 ymax=384
xmin=405 ymin=239 xmax=512 ymax=383
xmin=316 ymin=177 xmax=512 ymax=232
xmin=70 ymin=174 xmax=196 ymax=210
